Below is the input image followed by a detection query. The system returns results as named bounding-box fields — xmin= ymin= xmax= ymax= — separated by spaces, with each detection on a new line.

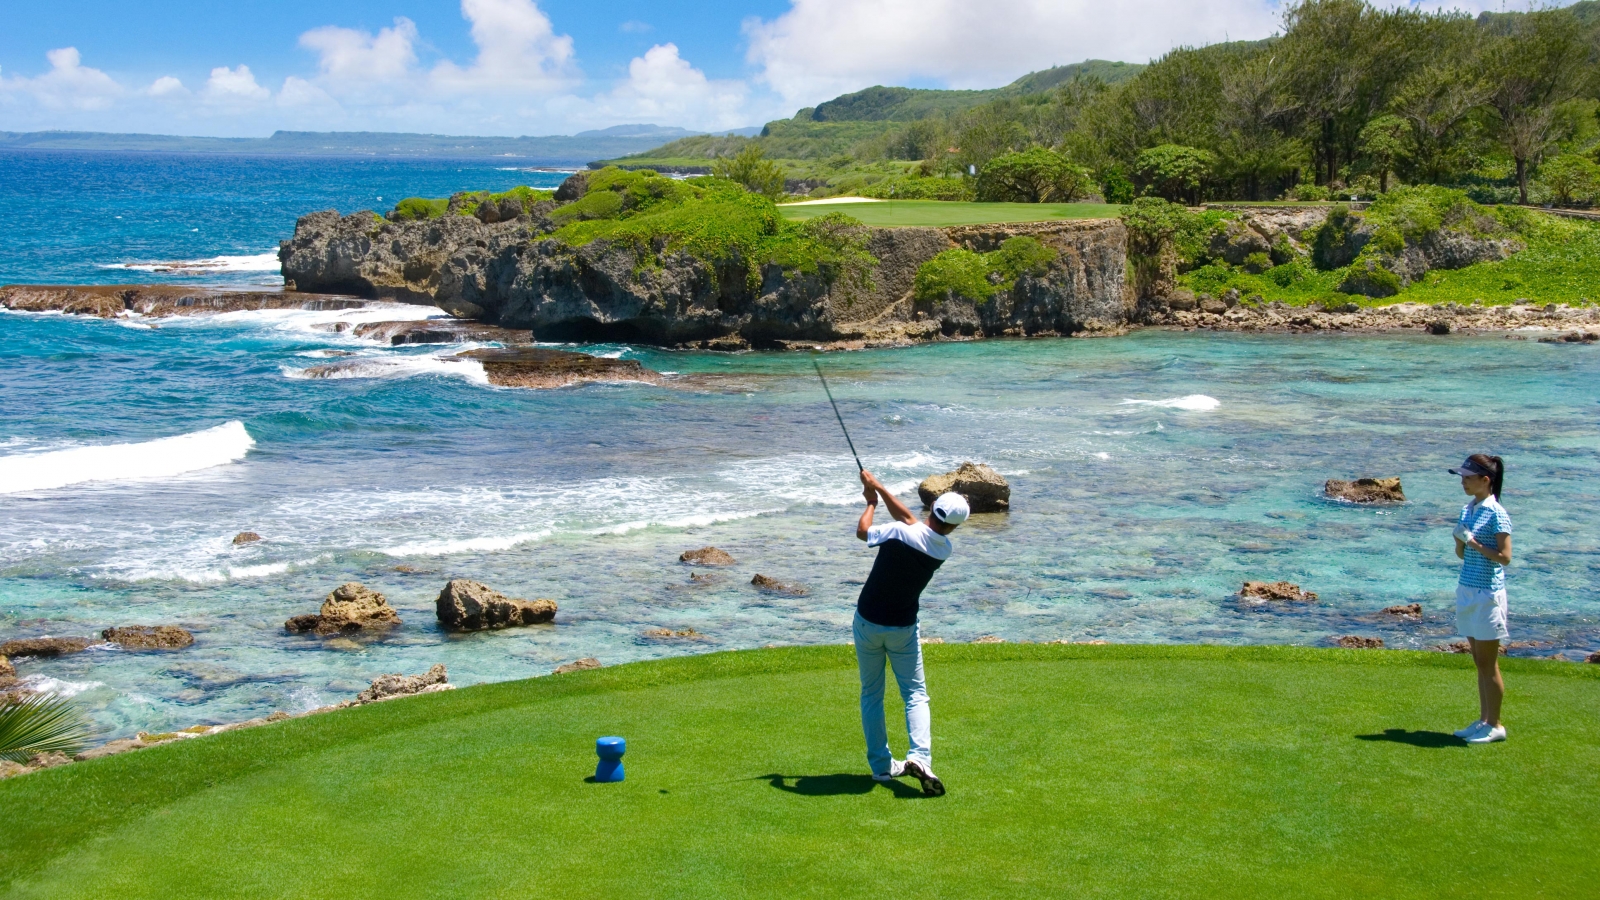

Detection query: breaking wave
xmin=1120 ymin=395 xmax=1221 ymax=411
xmin=0 ymin=421 xmax=255 ymax=495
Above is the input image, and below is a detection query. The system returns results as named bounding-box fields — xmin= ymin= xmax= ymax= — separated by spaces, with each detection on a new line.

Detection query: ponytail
xmin=1468 ymin=453 xmax=1504 ymax=498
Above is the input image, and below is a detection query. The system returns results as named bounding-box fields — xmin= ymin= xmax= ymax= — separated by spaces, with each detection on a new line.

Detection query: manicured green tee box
xmin=2 ymin=645 xmax=1596 ymax=899
xmin=778 ymin=200 xmax=1123 ymax=228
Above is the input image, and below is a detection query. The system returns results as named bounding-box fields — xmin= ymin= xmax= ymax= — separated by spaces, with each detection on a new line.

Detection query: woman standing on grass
xmin=1448 ymin=454 xmax=1513 ymax=745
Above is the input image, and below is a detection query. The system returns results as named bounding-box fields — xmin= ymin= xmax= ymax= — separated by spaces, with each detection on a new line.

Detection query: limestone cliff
xmin=279 ymin=209 xmax=1130 ymax=347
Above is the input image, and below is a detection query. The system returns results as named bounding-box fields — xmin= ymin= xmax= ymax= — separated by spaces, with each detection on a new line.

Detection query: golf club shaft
xmin=814 ymin=361 xmax=864 ymax=472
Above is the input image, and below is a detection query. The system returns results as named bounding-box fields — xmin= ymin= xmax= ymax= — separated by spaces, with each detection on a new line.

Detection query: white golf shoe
xmin=902 ymin=759 xmax=945 ymax=797
xmin=1453 ymin=720 xmax=1487 ymax=739
xmin=1465 ymin=724 xmax=1507 ymax=744
xmin=871 ymin=759 xmax=906 ymax=782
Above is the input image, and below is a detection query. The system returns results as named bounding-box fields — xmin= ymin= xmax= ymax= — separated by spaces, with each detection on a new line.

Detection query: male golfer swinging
xmin=853 ymin=469 xmax=968 ymax=797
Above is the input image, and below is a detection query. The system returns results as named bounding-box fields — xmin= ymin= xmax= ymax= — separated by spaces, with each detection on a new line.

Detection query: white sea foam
xmin=101 ymin=251 xmax=281 ymax=274
xmin=379 ymin=529 xmax=553 ymax=558
xmin=0 ymin=421 xmax=254 ymax=495
xmin=20 ymin=675 xmax=106 ymax=697
xmin=172 ymin=302 xmax=446 ymax=339
xmin=1120 ymin=395 xmax=1221 ymax=411
xmin=281 ymin=353 xmax=490 ymax=386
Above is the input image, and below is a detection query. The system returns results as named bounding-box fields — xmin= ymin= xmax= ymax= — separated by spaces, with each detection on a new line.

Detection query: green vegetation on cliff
xmin=913 ymin=237 xmax=1057 ymax=305
xmin=3 ymin=645 xmax=1597 ymax=898
xmin=602 ymin=1 xmax=1600 ymax=209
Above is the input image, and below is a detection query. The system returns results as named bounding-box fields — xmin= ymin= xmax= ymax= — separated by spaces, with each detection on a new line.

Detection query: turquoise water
xmin=1 ymin=152 xmax=1597 ymax=740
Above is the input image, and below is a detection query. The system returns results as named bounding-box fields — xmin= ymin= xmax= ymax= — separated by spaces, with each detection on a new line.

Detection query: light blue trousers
xmin=853 ymin=612 xmax=931 ymax=775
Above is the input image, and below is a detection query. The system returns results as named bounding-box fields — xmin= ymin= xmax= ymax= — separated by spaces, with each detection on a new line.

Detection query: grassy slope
xmin=2 ymin=645 xmax=1596 ymax=899
xmin=777 ymin=200 xmax=1123 ymax=227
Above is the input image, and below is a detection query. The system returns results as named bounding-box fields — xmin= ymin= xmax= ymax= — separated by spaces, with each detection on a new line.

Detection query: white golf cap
xmin=932 ymin=492 xmax=970 ymax=526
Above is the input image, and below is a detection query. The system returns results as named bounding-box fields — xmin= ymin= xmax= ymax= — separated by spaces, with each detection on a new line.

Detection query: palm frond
xmin=0 ymin=692 xmax=93 ymax=763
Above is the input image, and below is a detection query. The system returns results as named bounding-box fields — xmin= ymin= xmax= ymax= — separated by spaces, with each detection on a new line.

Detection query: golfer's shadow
xmin=1355 ymin=728 xmax=1464 ymax=748
xmin=761 ymin=773 xmax=925 ymax=799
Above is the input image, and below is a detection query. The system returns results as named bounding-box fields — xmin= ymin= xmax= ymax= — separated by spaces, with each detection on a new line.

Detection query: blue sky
xmin=0 ymin=0 xmax=1535 ymax=137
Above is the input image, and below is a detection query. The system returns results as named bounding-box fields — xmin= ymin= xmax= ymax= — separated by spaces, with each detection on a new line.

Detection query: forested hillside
xmin=606 ymin=0 xmax=1600 ymax=207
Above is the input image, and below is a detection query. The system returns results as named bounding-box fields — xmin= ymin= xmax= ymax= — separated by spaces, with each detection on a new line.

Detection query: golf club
xmin=813 ymin=359 xmax=863 ymax=472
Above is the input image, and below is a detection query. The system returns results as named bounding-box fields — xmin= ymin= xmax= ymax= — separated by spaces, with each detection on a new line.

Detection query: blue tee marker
xmin=594 ymin=736 xmax=626 ymax=782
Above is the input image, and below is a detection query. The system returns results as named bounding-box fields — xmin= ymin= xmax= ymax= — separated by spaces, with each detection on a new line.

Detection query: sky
xmin=0 ymin=0 xmax=1552 ymax=137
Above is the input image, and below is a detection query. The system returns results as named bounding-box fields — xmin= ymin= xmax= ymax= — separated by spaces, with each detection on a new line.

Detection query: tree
xmin=1359 ymin=115 xmax=1410 ymax=192
xmin=1215 ymin=53 xmax=1301 ymax=200
xmin=711 ymin=145 xmax=786 ymax=198
xmin=976 ymin=148 xmax=1095 ymax=202
xmin=1133 ymin=144 xmax=1216 ymax=204
xmin=1482 ymin=7 xmax=1594 ymax=203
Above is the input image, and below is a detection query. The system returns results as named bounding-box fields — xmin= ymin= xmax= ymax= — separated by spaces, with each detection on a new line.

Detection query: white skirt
xmin=1456 ymin=584 xmax=1509 ymax=641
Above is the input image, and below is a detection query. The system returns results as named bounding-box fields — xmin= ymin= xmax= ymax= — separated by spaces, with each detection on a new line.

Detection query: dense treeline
xmin=633 ymin=0 xmax=1600 ymax=207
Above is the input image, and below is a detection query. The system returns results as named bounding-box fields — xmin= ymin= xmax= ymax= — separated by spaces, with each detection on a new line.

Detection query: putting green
xmin=2 ymin=645 xmax=1597 ymax=899
xmin=776 ymin=200 xmax=1122 ymax=228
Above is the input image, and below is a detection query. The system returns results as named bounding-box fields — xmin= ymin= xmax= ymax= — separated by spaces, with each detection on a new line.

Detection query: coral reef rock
xmin=458 ymin=347 xmax=660 ymax=390
xmin=553 ymin=657 xmax=601 ymax=675
xmin=751 ymin=574 xmax=808 ymax=596
xmin=642 ymin=627 xmax=706 ymax=640
xmin=1588 ymin=652 xmax=1600 ymax=664
xmin=1380 ymin=603 xmax=1424 ymax=619
xmin=232 ymin=532 xmax=262 ymax=545
xmin=356 ymin=664 xmax=452 ymax=703
xmin=1335 ymin=635 xmax=1385 ymax=649
xmin=285 ymin=582 xmax=402 ymax=635
xmin=0 ymin=655 xmax=13 ymax=681
xmin=973 ymin=635 xmax=1005 ymax=644
xmin=0 ymin=637 xmax=94 ymax=658
xmin=1240 ymin=581 xmax=1318 ymax=604
xmin=680 ymin=546 xmax=736 ymax=566
xmin=102 ymin=626 xmax=194 ymax=651
xmin=436 ymin=579 xmax=557 ymax=631
xmin=1325 ymin=477 xmax=1405 ymax=503
xmin=917 ymin=462 xmax=1011 ymax=513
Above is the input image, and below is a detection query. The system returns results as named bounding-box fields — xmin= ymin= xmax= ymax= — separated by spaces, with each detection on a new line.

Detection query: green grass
xmin=778 ymin=200 xmax=1122 ymax=227
xmin=2 ymin=645 xmax=1596 ymax=899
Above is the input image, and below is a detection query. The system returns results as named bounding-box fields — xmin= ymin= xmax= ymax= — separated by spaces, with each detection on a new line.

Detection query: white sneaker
xmin=1453 ymin=720 xmax=1487 ymax=739
xmin=871 ymin=759 xmax=906 ymax=782
xmin=1465 ymin=724 xmax=1506 ymax=744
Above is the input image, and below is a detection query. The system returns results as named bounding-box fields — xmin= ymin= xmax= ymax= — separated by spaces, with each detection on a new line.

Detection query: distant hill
xmin=808 ymin=60 xmax=1146 ymax=122
xmin=0 ymin=127 xmax=738 ymax=163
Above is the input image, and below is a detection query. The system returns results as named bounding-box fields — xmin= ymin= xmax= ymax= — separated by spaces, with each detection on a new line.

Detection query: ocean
xmin=2 ymin=151 xmax=1598 ymax=740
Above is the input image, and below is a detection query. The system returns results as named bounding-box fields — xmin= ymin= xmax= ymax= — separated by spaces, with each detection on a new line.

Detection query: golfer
xmin=853 ymin=469 xmax=968 ymax=797
xmin=1448 ymin=454 xmax=1512 ymax=745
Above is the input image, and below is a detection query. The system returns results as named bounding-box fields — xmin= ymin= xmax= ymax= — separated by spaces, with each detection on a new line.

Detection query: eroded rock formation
xmin=918 ymin=462 xmax=1011 ymax=513
xmin=102 ymin=626 xmax=194 ymax=651
xmin=1326 ymin=477 xmax=1406 ymax=503
xmin=436 ymin=579 xmax=556 ymax=630
xmin=356 ymin=664 xmax=451 ymax=703
xmin=0 ymin=637 xmax=94 ymax=658
xmin=285 ymin=583 xmax=402 ymax=635
xmin=680 ymin=547 xmax=736 ymax=566
xmin=1240 ymin=581 xmax=1318 ymax=604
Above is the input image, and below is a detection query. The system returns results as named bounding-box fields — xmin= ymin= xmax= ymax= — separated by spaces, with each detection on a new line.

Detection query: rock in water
xmin=436 ymin=579 xmax=557 ymax=630
xmin=553 ymin=658 xmax=601 ymax=675
xmin=917 ymin=462 xmax=1010 ymax=512
xmin=1325 ymin=477 xmax=1405 ymax=503
xmin=1588 ymin=652 xmax=1600 ymax=664
xmin=356 ymin=664 xmax=451 ymax=703
xmin=0 ymin=655 xmax=13 ymax=684
xmin=1240 ymin=581 xmax=1318 ymax=604
xmin=642 ymin=628 xmax=705 ymax=640
xmin=1380 ymin=603 xmax=1423 ymax=619
xmin=1335 ymin=635 xmax=1385 ymax=649
xmin=457 ymin=347 xmax=661 ymax=390
xmin=102 ymin=626 xmax=194 ymax=650
xmin=285 ymin=583 xmax=402 ymax=635
xmin=680 ymin=547 xmax=736 ymax=566
xmin=0 ymin=637 xmax=94 ymax=658
xmin=751 ymin=574 xmax=808 ymax=596
xmin=232 ymin=532 xmax=262 ymax=545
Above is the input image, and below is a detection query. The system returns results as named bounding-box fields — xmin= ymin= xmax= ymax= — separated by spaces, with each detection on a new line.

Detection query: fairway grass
xmin=777 ymin=200 xmax=1122 ymax=228
xmin=2 ymin=645 xmax=1596 ymax=899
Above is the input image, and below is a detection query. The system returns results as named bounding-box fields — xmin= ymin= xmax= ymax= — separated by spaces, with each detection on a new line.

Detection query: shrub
xmin=1268 ymin=260 xmax=1308 ymax=287
xmin=1121 ymin=197 xmax=1224 ymax=268
xmin=976 ymin=148 xmax=1094 ymax=203
xmin=1243 ymin=252 xmax=1273 ymax=274
xmin=1536 ymin=154 xmax=1600 ymax=207
xmin=912 ymin=237 xmax=1058 ymax=304
xmin=860 ymin=175 xmax=976 ymax=201
xmin=1291 ymin=183 xmax=1330 ymax=202
xmin=1100 ymin=166 xmax=1135 ymax=205
xmin=711 ymin=146 xmax=786 ymax=198
xmin=391 ymin=197 xmax=449 ymax=221
xmin=550 ymin=189 xmax=625 ymax=223
xmin=1133 ymin=145 xmax=1216 ymax=205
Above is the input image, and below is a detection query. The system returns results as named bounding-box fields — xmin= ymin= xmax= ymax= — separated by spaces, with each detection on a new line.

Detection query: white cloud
xmin=600 ymin=43 xmax=750 ymax=130
xmin=431 ymin=0 xmax=577 ymax=94
xmin=203 ymin=65 xmax=271 ymax=103
xmin=277 ymin=76 xmax=339 ymax=109
xmin=619 ymin=20 xmax=654 ymax=34
xmin=0 ymin=47 xmax=123 ymax=110
xmin=300 ymin=17 xmax=419 ymax=84
xmin=745 ymin=0 xmax=1285 ymax=106
xmin=147 ymin=75 xmax=187 ymax=97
